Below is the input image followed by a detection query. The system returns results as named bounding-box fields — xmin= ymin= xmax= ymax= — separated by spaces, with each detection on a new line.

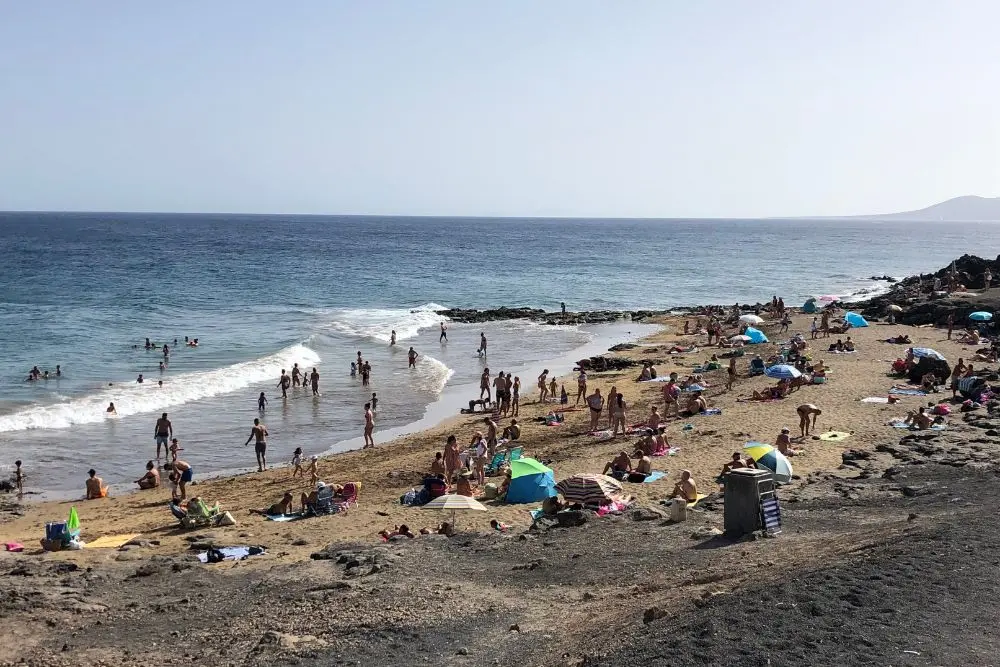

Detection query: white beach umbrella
xmin=421 ymin=493 xmax=487 ymax=528
xmin=739 ymin=314 xmax=764 ymax=325
xmin=729 ymin=334 xmax=752 ymax=342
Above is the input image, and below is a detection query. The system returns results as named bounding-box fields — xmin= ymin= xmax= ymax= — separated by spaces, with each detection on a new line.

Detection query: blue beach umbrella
xmin=969 ymin=311 xmax=993 ymax=322
xmin=744 ymin=327 xmax=769 ymax=344
xmin=844 ymin=312 xmax=869 ymax=327
xmin=764 ymin=364 xmax=802 ymax=380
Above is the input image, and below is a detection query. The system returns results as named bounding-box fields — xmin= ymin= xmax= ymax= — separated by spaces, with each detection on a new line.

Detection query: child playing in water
xmin=350 ymin=362 xmax=357 ymax=377
xmin=258 ymin=392 xmax=267 ymax=411
xmin=291 ymin=447 xmax=303 ymax=478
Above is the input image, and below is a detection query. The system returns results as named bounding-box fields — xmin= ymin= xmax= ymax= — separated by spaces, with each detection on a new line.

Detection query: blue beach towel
xmin=888 ymin=388 xmax=927 ymax=396
xmin=643 ymin=471 xmax=666 ymax=484
xmin=265 ymin=514 xmax=306 ymax=522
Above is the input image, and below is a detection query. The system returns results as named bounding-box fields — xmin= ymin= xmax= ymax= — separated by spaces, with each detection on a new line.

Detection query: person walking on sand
xmin=478 ymin=332 xmax=487 ymax=357
xmin=258 ymin=392 xmax=268 ymax=411
xmin=575 ymin=369 xmax=588 ymax=406
xmin=797 ymin=404 xmax=822 ymax=437
xmin=947 ymin=312 xmax=955 ymax=340
xmin=310 ymin=367 xmax=320 ymax=396
xmin=244 ymin=418 xmax=269 ymax=471
xmin=606 ymin=386 xmax=618 ymax=428
xmin=484 ymin=416 xmax=499 ymax=457
xmin=440 ymin=322 xmax=448 ymax=342
xmin=154 ymin=412 xmax=173 ymax=459
xmin=291 ymin=447 xmax=303 ymax=478
xmin=586 ymin=388 xmax=604 ymax=432
xmin=820 ymin=311 xmax=831 ymax=338
xmin=537 ymin=369 xmax=549 ymax=402
xmin=810 ymin=317 xmax=819 ymax=340
xmin=408 ymin=347 xmax=418 ymax=368
xmin=493 ymin=371 xmax=506 ymax=412
xmin=726 ymin=357 xmax=737 ymax=392
xmin=277 ymin=369 xmax=290 ymax=398
xmin=363 ymin=402 xmax=375 ymax=448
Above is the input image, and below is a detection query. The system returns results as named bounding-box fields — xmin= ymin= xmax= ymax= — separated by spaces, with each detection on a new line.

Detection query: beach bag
xmin=932 ymin=404 xmax=951 ymax=416
xmin=483 ymin=483 xmax=498 ymax=500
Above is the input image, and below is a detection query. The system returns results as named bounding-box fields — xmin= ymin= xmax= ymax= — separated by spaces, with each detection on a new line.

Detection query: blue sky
xmin=1 ymin=1 xmax=998 ymax=217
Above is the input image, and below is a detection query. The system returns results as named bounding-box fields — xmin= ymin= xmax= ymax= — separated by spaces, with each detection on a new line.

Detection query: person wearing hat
xmin=775 ymin=428 xmax=799 ymax=456
xmin=308 ymin=455 xmax=320 ymax=486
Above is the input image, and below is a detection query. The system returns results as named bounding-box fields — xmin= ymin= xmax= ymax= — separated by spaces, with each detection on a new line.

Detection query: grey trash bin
xmin=724 ymin=468 xmax=775 ymax=536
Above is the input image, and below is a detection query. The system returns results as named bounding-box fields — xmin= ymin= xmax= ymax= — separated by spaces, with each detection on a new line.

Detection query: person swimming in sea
xmin=107 ymin=402 xmax=117 ymax=414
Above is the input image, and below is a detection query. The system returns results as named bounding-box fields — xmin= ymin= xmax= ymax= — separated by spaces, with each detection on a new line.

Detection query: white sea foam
xmin=322 ymin=303 xmax=449 ymax=343
xmin=0 ymin=344 xmax=321 ymax=432
xmin=415 ymin=354 xmax=456 ymax=393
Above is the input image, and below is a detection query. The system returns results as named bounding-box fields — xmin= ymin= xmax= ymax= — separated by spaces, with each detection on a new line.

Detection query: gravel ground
xmin=4 ymin=415 xmax=1000 ymax=667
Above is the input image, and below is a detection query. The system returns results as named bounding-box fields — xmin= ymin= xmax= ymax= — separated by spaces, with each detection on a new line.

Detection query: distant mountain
xmin=869 ymin=195 xmax=1000 ymax=222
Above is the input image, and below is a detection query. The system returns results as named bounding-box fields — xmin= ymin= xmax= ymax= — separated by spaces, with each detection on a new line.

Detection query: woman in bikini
xmin=586 ymin=388 xmax=604 ymax=432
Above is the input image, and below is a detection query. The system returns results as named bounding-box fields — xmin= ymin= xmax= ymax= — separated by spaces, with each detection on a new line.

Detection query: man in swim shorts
xmin=154 ymin=413 xmax=173 ymax=459
xmin=797 ymin=404 xmax=822 ymax=437
xmin=244 ymin=418 xmax=269 ymax=471
xmin=310 ymin=367 xmax=320 ymax=395
xmin=440 ymin=322 xmax=447 ymax=342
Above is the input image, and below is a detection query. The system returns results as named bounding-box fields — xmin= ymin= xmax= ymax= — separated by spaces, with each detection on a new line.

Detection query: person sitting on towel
xmin=681 ymin=391 xmax=708 ymax=416
xmin=135 ymin=461 xmax=160 ymax=490
xmin=627 ymin=450 xmax=652 ymax=482
xmin=602 ymin=451 xmax=632 ymax=478
xmin=669 ymin=470 xmax=698 ymax=503
xmin=905 ymin=407 xmax=934 ymax=430
xmin=775 ymin=428 xmax=800 ymax=456
xmin=250 ymin=492 xmax=294 ymax=516
xmin=843 ymin=337 xmax=855 ymax=352
xmin=502 ymin=418 xmax=521 ymax=441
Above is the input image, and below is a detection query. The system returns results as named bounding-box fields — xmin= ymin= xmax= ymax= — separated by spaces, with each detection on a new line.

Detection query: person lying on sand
xmin=380 ymin=524 xmax=416 ymax=540
xmin=250 ymin=492 xmax=294 ymax=516
xmin=750 ymin=384 xmax=788 ymax=401
xmin=669 ymin=470 xmax=698 ymax=503
xmin=885 ymin=334 xmax=912 ymax=344
xmin=958 ymin=330 xmax=981 ymax=345
xmin=420 ymin=522 xmax=454 ymax=537
xmin=135 ymin=461 xmax=160 ymax=489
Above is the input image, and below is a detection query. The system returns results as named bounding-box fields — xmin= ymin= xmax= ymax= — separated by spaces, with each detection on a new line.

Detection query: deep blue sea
xmin=1 ymin=212 xmax=997 ymax=494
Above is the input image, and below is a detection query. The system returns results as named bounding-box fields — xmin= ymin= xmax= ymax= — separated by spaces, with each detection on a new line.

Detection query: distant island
xmin=866 ymin=195 xmax=1000 ymax=222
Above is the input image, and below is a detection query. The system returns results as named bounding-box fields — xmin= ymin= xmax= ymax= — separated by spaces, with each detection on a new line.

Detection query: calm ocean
xmin=1 ymin=212 xmax=996 ymax=494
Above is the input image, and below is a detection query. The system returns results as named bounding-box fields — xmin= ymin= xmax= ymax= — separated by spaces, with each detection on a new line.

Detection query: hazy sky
xmin=2 ymin=2 xmax=998 ymax=217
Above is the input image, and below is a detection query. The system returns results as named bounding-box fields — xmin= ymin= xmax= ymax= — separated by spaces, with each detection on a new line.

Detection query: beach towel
xmin=639 ymin=377 xmax=671 ymax=383
xmin=642 ymin=471 xmax=666 ymax=484
xmin=888 ymin=388 xmax=927 ymax=396
xmin=529 ymin=508 xmax=545 ymax=521
xmin=818 ymin=431 xmax=851 ymax=442
xmin=861 ymin=397 xmax=890 ymax=403
xmin=197 ymin=545 xmax=266 ymax=563
xmin=589 ymin=430 xmax=614 ymax=440
xmin=889 ymin=420 xmax=947 ymax=431
xmin=700 ymin=408 xmax=722 ymax=416
xmin=4 ymin=542 xmax=24 ymax=552
xmin=265 ymin=513 xmax=307 ymax=522
xmin=85 ymin=533 xmax=142 ymax=549
xmin=661 ymin=493 xmax=708 ymax=509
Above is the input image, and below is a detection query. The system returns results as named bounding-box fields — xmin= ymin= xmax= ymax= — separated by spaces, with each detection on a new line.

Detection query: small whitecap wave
xmin=414 ymin=353 xmax=455 ymax=393
xmin=0 ymin=344 xmax=321 ymax=432
xmin=322 ymin=303 xmax=449 ymax=343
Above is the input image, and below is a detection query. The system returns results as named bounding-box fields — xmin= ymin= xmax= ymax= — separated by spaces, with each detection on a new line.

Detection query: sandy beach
xmin=4 ymin=302 xmax=1000 ymax=665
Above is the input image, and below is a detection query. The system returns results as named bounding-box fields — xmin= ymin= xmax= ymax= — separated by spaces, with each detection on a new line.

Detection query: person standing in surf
xmin=390 ymin=330 xmax=397 ymax=346
xmin=440 ymin=322 xmax=448 ymax=342
xmin=408 ymin=346 xmax=418 ymax=368
xmin=292 ymin=363 xmax=301 ymax=387
xmin=361 ymin=361 xmax=371 ymax=387
xmin=244 ymin=417 xmax=269 ymax=471
xmin=480 ymin=368 xmax=492 ymax=402
xmin=478 ymin=332 xmax=487 ymax=357
xmin=277 ymin=369 xmax=291 ymax=398
xmin=258 ymin=392 xmax=268 ymax=411
xmin=363 ymin=403 xmax=375 ymax=448
xmin=154 ymin=412 xmax=173 ymax=459
xmin=310 ymin=367 xmax=320 ymax=396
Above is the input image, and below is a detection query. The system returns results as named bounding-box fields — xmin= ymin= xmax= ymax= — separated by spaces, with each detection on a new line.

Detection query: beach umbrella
xmin=911 ymin=347 xmax=946 ymax=361
xmin=739 ymin=314 xmax=764 ymax=325
xmin=970 ymin=311 xmax=993 ymax=322
xmin=744 ymin=327 xmax=769 ymax=344
xmin=729 ymin=334 xmax=752 ymax=342
xmin=764 ymin=364 xmax=802 ymax=380
xmin=888 ymin=304 xmax=903 ymax=313
xmin=421 ymin=494 xmax=487 ymax=528
xmin=506 ymin=458 xmax=557 ymax=504
xmin=844 ymin=312 xmax=869 ymax=327
xmin=744 ymin=442 xmax=793 ymax=484
xmin=556 ymin=474 xmax=623 ymax=506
